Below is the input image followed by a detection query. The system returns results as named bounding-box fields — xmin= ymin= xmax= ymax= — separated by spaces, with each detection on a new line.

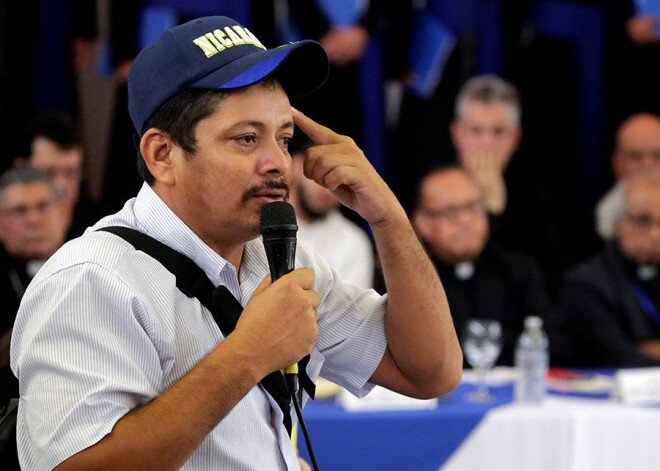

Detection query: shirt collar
xmin=132 ymin=183 xmax=234 ymax=286
xmin=611 ymin=242 xmax=658 ymax=283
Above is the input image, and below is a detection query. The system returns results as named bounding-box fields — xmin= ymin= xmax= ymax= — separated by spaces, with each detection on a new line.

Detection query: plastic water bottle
xmin=514 ymin=316 xmax=549 ymax=403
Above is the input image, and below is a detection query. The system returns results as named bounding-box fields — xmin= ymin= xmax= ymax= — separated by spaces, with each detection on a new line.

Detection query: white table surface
xmin=441 ymin=395 xmax=660 ymax=471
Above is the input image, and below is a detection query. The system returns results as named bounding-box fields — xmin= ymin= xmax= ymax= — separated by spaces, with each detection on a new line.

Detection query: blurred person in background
xmin=0 ymin=168 xmax=69 ymax=465
xmin=412 ymin=165 xmax=560 ymax=366
xmin=561 ymin=172 xmax=660 ymax=367
xmin=15 ymin=112 xmax=105 ymax=240
xmin=0 ymin=168 xmax=68 ymax=359
xmin=290 ymin=134 xmax=374 ymax=289
xmin=596 ymin=113 xmax=660 ymax=239
xmin=450 ymin=75 xmax=566 ymax=297
xmin=451 ymin=75 xmax=521 ymax=216
xmin=391 ymin=0 xmax=519 ymax=213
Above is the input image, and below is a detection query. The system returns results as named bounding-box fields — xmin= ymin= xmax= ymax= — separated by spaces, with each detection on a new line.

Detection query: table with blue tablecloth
xmin=299 ymin=370 xmax=660 ymax=471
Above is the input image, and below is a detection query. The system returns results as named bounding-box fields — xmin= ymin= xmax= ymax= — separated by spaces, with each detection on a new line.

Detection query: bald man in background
xmin=596 ymin=113 xmax=660 ymax=239
xmin=412 ymin=165 xmax=558 ymax=366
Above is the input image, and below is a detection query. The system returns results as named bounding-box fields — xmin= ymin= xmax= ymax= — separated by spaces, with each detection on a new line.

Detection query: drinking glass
xmin=462 ymin=319 xmax=502 ymax=402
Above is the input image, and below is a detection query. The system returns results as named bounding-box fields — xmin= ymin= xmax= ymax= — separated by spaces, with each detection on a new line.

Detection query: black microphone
xmin=261 ymin=202 xmax=321 ymax=471
xmin=260 ymin=202 xmax=300 ymax=383
xmin=260 ymin=201 xmax=298 ymax=282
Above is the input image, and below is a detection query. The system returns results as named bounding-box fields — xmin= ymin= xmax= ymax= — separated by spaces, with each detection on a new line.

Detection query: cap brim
xmin=192 ymin=40 xmax=329 ymax=98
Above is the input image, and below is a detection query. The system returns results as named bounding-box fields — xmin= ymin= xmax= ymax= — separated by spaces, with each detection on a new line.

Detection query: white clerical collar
xmin=455 ymin=262 xmax=475 ymax=280
xmin=26 ymin=260 xmax=45 ymax=278
xmin=637 ymin=264 xmax=658 ymax=281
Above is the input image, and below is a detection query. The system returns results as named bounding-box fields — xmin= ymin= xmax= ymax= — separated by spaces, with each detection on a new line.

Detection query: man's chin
xmin=452 ymin=247 xmax=483 ymax=264
xmin=15 ymin=249 xmax=50 ymax=261
xmin=639 ymin=254 xmax=660 ymax=266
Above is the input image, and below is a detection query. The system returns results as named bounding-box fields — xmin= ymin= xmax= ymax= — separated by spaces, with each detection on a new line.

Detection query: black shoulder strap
xmin=98 ymin=226 xmax=248 ymax=336
xmin=101 ymin=226 xmax=215 ymax=306
xmin=98 ymin=226 xmax=303 ymax=434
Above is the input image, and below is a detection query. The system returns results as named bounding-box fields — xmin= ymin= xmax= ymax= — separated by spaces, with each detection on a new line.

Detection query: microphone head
xmin=260 ymin=201 xmax=298 ymax=241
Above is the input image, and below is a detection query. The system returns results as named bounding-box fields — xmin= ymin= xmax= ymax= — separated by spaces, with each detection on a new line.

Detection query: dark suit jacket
xmin=560 ymin=242 xmax=660 ymax=367
xmin=0 ymin=245 xmax=26 ymax=471
xmin=0 ymin=247 xmax=31 ymax=336
xmin=488 ymin=167 xmax=568 ymax=299
xmin=432 ymin=242 xmax=559 ymax=367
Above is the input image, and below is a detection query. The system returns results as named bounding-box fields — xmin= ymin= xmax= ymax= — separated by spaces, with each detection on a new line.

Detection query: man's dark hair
xmin=137 ymin=89 xmax=228 ymax=185
xmin=25 ymin=112 xmax=81 ymax=151
xmin=136 ymin=79 xmax=277 ymax=185
xmin=414 ymin=163 xmax=472 ymax=210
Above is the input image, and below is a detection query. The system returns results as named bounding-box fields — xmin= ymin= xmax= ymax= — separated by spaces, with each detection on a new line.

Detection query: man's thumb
xmin=253 ymin=274 xmax=272 ymax=295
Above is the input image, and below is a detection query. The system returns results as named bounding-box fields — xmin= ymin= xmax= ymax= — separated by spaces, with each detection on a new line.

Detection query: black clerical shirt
xmin=431 ymin=242 xmax=557 ymax=367
xmin=561 ymin=242 xmax=660 ymax=367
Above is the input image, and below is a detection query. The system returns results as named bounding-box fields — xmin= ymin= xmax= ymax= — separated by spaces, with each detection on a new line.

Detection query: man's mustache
xmin=241 ymin=179 xmax=290 ymax=202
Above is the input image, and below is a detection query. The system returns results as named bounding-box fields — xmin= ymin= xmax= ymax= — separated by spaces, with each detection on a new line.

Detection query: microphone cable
xmin=284 ymin=370 xmax=320 ymax=471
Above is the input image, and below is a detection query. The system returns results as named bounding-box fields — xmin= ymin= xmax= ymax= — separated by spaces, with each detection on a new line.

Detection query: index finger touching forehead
xmin=292 ymin=107 xmax=341 ymax=146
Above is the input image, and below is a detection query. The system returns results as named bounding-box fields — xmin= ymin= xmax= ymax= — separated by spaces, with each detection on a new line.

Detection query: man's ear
xmin=140 ymin=129 xmax=176 ymax=185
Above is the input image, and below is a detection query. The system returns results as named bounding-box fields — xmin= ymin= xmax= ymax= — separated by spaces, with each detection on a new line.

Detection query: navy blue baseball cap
xmin=128 ymin=16 xmax=329 ymax=135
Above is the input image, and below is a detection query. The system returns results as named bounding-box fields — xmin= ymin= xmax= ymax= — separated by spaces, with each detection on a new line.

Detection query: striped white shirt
xmin=11 ymin=184 xmax=387 ymax=471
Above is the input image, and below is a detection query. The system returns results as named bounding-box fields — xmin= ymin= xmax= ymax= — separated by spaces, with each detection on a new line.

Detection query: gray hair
xmin=0 ymin=167 xmax=60 ymax=204
xmin=611 ymin=170 xmax=660 ymax=224
xmin=455 ymin=74 xmax=521 ymax=126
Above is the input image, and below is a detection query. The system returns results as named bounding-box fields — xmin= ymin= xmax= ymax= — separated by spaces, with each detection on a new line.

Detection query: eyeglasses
xmin=421 ymin=200 xmax=486 ymax=221
xmin=619 ymin=150 xmax=660 ymax=162
xmin=466 ymin=125 xmax=515 ymax=139
xmin=1 ymin=199 xmax=58 ymax=220
xmin=43 ymin=166 xmax=82 ymax=181
xmin=624 ymin=213 xmax=660 ymax=231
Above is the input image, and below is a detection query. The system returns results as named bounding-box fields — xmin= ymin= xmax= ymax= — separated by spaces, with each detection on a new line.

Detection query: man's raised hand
xmin=292 ymin=107 xmax=402 ymax=227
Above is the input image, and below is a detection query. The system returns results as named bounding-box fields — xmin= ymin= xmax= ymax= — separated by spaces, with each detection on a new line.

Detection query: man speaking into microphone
xmin=10 ymin=15 xmax=462 ymax=471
